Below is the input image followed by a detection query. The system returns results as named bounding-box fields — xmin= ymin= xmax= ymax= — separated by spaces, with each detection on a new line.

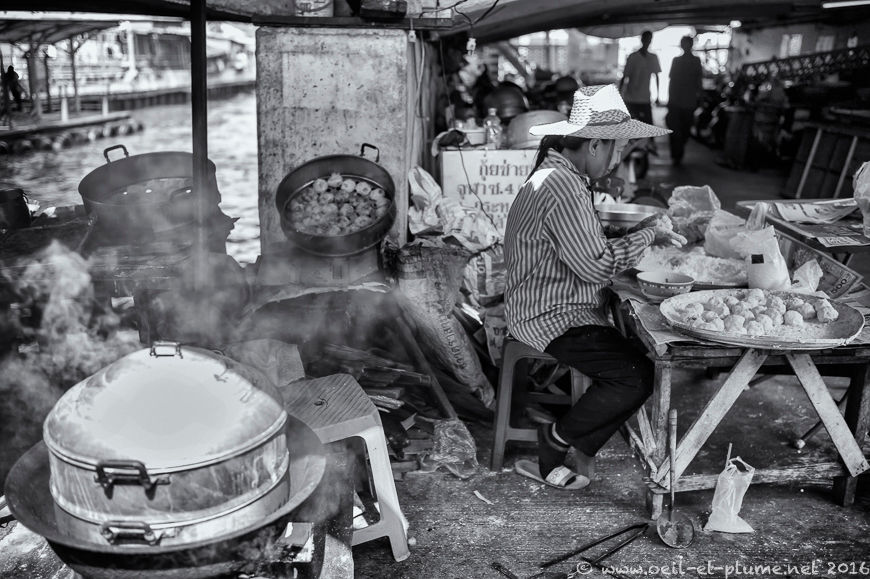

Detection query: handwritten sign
xmin=440 ymin=149 xmax=537 ymax=234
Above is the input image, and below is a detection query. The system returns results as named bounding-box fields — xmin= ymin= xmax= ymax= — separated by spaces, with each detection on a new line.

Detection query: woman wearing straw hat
xmin=505 ymin=84 xmax=686 ymax=490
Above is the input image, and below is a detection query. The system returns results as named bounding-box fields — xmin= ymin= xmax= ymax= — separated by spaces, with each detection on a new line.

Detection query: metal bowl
xmin=595 ymin=203 xmax=664 ymax=229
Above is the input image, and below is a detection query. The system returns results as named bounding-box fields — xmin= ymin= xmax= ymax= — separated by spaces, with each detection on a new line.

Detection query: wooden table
xmin=733 ymin=199 xmax=870 ymax=261
xmin=617 ymin=299 xmax=870 ymax=519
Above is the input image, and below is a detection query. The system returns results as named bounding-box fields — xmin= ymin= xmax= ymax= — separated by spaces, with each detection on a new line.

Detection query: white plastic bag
xmin=705 ymin=457 xmax=755 ymax=534
xmin=854 ymin=161 xmax=870 ymax=236
xmin=703 ymin=210 xmax=745 ymax=259
xmin=731 ymin=227 xmax=791 ymax=290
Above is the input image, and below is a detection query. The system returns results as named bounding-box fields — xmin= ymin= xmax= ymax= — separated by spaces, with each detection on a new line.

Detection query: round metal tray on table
xmin=659 ymin=289 xmax=866 ymax=350
xmin=595 ymin=203 xmax=663 ymax=229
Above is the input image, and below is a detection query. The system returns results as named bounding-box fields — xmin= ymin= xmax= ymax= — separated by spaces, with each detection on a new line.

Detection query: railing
xmin=741 ymin=45 xmax=870 ymax=83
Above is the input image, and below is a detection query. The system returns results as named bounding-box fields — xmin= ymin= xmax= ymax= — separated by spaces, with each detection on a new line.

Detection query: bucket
xmin=0 ymin=184 xmax=32 ymax=230
xmin=295 ymin=0 xmax=334 ymax=16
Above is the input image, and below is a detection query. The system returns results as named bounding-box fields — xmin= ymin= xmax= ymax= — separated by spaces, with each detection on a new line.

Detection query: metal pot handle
xmin=103 ymin=144 xmax=130 ymax=164
xmin=100 ymin=521 xmax=164 ymax=546
xmin=360 ymin=143 xmax=380 ymax=163
xmin=94 ymin=460 xmax=170 ymax=499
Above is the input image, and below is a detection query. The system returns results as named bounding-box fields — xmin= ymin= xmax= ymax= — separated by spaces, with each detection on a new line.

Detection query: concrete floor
xmin=353 ymin=134 xmax=870 ymax=578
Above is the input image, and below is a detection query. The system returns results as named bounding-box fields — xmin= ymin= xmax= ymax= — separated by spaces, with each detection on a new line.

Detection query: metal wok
xmin=275 ymin=143 xmax=396 ymax=256
xmin=78 ymin=145 xmax=222 ymax=240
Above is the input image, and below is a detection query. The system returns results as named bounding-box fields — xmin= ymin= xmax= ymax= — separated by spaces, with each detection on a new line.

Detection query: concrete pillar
xmin=102 ymin=85 xmax=110 ymax=116
xmin=256 ymin=27 xmax=420 ymax=253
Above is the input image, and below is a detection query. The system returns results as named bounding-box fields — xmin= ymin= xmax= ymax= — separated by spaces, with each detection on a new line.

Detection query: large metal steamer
xmin=275 ymin=143 xmax=396 ymax=256
xmin=4 ymin=343 xmax=327 ymax=578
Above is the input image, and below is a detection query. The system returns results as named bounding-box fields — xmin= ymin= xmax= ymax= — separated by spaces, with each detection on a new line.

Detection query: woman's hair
xmin=531 ymin=135 xmax=590 ymax=174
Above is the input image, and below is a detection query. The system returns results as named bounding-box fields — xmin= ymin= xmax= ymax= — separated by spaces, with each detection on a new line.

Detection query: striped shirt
xmin=504 ymin=151 xmax=655 ymax=351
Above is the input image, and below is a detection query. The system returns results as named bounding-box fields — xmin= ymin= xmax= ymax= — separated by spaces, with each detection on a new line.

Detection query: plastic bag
xmin=463 ymin=244 xmax=506 ymax=308
xmin=703 ymin=210 xmax=745 ymax=259
xmin=854 ymin=162 xmax=870 ymax=236
xmin=667 ymin=185 xmax=721 ymax=217
xmin=790 ymin=259 xmax=824 ymax=295
xmin=705 ymin=457 xmax=755 ymax=534
xmin=731 ymin=227 xmax=791 ymax=290
xmin=408 ymin=166 xmax=444 ymax=236
xmin=418 ymin=419 xmax=480 ymax=479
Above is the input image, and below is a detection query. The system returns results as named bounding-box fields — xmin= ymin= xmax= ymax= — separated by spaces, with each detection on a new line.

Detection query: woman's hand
xmin=628 ymin=213 xmax=671 ymax=234
xmin=652 ymin=226 xmax=687 ymax=247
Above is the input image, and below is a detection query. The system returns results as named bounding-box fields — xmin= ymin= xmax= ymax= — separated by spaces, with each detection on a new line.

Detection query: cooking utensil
xmin=635 ymin=271 xmax=695 ymax=303
xmin=659 ymin=289 xmax=866 ymax=350
xmin=656 ymin=409 xmax=695 ymax=548
xmin=274 ymin=143 xmax=396 ymax=256
xmin=540 ymin=522 xmax=649 ymax=570
xmin=39 ymin=343 xmax=291 ymax=549
xmin=594 ymin=202 xmax=663 ymax=229
xmin=78 ymin=144 xmax=221 ymax=240
xmin=4 ymin=415 xmax=326 ymax=578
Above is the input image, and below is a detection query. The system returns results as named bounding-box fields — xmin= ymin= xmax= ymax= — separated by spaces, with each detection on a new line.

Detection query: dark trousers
xmin=626 ymin=102 xmax=653 ymax=125
xmin=666 ymin=106 xmax=695 ymax=163
xmin=545 ymin=325 xmax=654 ymax=457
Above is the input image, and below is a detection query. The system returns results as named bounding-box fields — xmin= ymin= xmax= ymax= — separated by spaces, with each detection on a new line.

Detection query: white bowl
xmin=464 ymin=128 xmax=486 ymax=146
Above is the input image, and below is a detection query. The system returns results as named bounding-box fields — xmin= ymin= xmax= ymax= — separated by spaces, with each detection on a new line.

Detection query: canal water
xmin=0 ymin=92 xmax=261 ymax=264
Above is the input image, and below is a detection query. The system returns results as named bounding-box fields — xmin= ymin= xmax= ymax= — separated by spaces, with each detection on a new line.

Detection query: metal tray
xmin=659 ymin=289 xmax=866 ymax=350
xmin=595 ymin=203 xmax=663 ymax=228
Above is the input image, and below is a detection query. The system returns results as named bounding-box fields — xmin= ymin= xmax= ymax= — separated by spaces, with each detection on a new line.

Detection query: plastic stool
xmin=281 ymin=373 xmax=410 ymax=561
xmin=491 ymin=338 xmax=591 ymax=471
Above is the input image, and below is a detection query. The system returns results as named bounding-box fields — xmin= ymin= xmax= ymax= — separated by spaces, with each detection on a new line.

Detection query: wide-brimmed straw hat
xmin=529 ymin=84 xmax=670 ymax=139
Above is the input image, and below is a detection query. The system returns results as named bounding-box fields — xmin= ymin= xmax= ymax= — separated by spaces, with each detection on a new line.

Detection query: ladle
xmin=656 ymin=408 xmax=695 ymax=548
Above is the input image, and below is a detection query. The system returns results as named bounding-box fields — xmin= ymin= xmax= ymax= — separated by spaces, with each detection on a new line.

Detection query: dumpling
xmin=724 ymin=314 xmax=747 ymax=333
xmin=785 ymin=296 xmax=805 ymax=311
xmin=751 ymin=305 xmax=768 ymax=317
xmin=724 ymin=296 xmax=741 ymax=307
xmin=356 ymin=181 xmax=372 ymax=195
xmin=712 ymin=303 xmax=731 ymax=318
xmin=682 ymin=302 xmax=704 ymax=319
xmin=730 ymin=303 xmax=752 ymax=318
xmin=327 ymin=172 xmax=344 ymax=188
xmin=319 ymin=192 xmax=335 ymax=204
xmin=816 ymin=299 xmax=839 ymax=323
xmin=341 ymin=179 xmax=357 ymax=193
xmin=783 ymin=310 xmax=804 ymax=327
xmin=755 ymin=313 xmax=774 ymax=332
xmin=697 ymin=319 xmax=725 ymax=331
xmin=766 ymin=296 xmax=786 ymax=315
xmin=704 ymin=296 xmax=725 ymax=311
xmin=745 ymin=321 xmax=765 ymax=336
xmin=746 ymin=288 xmax=766 ymax=305
xmin=767 ymin=310 xmax=784 ymax=327
xmin=312 ymin=178 xmax=329 ymax=193
xmin=798 ymin=302 xmax=817 ymax=321
xmin=370 ymin=188 xmax=387 ymax=202
xmin=702 ymin=310 xmax=721 ymax=322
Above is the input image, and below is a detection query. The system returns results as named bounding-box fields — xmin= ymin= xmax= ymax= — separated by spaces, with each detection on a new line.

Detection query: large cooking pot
xmin=0 ymin=183 xmax=32 ymax=229
xmin=506 ymin=110 xmax=568 ymax=149
xmin=275 ymin=144 xmax=396 ymax=256
xmin=39 ymin=342 xmax=292 ymax=549
xmin=78 ymin=145 xmax=222 ymax=240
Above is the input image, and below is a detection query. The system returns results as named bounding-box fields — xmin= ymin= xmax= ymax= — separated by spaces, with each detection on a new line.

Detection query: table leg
xmin=646 ymin=361 xmax=671 ymax=519
xmin=787 ymin=353 xmax=869 ymax=478
xmin=655 ymin=349 xmax=768 ymax=485
xmin=833 ymin=364 xmax=870 ymax=506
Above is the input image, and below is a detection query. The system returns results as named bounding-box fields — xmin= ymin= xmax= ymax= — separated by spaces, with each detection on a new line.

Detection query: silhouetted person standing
xmin=619 ymin=30 xmax=661 ymax=126
xmin=666 ymin=36 xmax=703 ymax=166
xmin=3 ymin=66 xmax=23 ymax=111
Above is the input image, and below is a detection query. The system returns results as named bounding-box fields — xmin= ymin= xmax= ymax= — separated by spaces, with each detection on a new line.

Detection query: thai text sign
xmin=440 ymin=149 xmax=537 ymax=234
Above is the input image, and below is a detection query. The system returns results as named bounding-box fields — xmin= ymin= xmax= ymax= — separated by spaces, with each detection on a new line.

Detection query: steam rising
xmin=0 ymin=241 xmax=140 ymax=488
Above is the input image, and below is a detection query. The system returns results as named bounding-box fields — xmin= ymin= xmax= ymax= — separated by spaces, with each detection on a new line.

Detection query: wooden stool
xmin=491 ymin=337 xmax=591 ymax=471
xmin=281 ymin=374 xmax=410 ymax=562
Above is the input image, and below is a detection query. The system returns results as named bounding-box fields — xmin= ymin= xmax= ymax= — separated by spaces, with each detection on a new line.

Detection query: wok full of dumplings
xmin=677 ymin=288 xmax=840 ymax=337
xmin=286 ymin=172 xmax=391 ymax=237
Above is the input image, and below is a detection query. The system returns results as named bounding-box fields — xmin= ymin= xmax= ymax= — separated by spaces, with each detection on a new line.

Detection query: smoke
xmin=0 ymin=240 xmax=140 ymax=489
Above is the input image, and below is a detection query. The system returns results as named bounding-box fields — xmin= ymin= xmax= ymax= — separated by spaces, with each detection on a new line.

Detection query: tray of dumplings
xmin=659 ymin=288 xmax=865 ymax=350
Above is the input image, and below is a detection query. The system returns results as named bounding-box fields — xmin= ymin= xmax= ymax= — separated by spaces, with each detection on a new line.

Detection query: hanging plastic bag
xmin=704 ymin=457 xmax=755 ymax=534
xmin=703 ymin=210 xmax=745 ymax=259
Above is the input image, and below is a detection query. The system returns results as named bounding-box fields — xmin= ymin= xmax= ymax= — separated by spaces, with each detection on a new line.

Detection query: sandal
xmin=514 ymin=459 xmax=590 ymax=491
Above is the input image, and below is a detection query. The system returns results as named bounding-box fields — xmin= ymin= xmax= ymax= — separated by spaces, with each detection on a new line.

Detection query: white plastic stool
xmin=281 ymin=373 xmax=410 ymax=561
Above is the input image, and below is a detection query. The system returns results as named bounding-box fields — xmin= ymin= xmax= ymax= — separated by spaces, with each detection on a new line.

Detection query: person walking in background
xmin=666 ymin=36 xmax=703 ymax=166
xmin=3 ymin=66 xmax=23 ymax=111
xmin=619 ymin=31 xmax=661 ymax=126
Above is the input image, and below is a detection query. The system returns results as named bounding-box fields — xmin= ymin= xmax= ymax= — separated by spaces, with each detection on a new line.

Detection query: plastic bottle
xmin=483 ymin=107 xmax=503 ymax=149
